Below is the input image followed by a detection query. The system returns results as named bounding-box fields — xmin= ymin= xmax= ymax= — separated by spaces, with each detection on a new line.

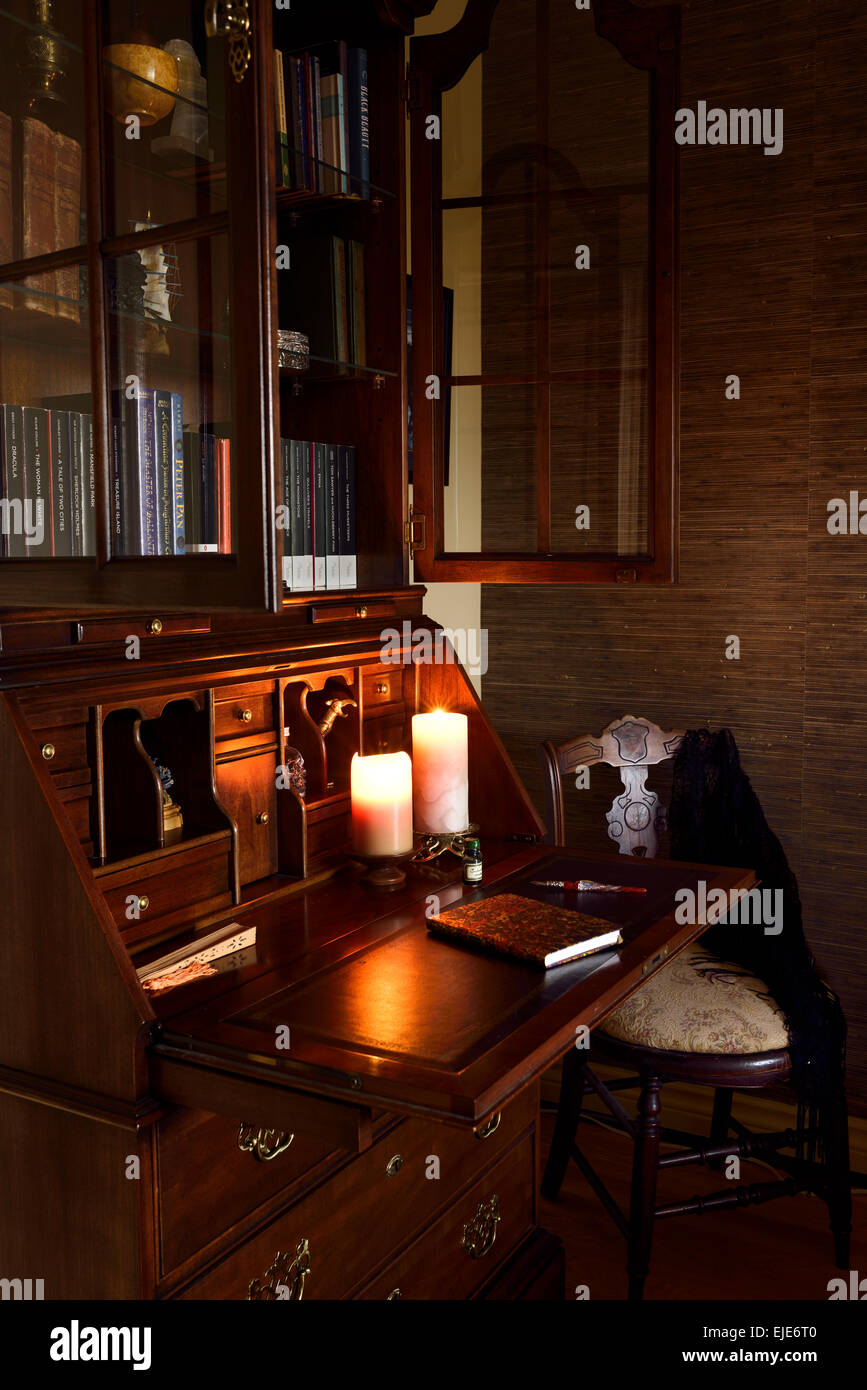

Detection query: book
xmin=137 ymin=923 xmax=257 ymax=993
xmin=21 ymin=406 xmax=50 ymax=556
xmin=78 ymin=412 xmax=96 ymax=557
xmin=170 ymin=395 xmax=185 ymax=555
xmin=347 ymin=48 xmax=370 ymax=196
xmin=319 ymin=73 xmax=343 ymax=195
xmin=200 ymin=432 xmax=217 ymax=549
xmin=333 ymin=236 xmax=348 ymax=362
xmin=183 ymin=432 xmax=204 ymax=552
xmin=68 ymin=413 xmax=82 ymax=556
xmin=311 ymin=55 xmax=323 ymax=191
xmin=127 ymin=387 xmax=157 ymax=555
xmin=426 ymin=893 xmax=623 ymax=970
xmin=283 ymin=236 xmax=345 ymax=362
xmin=304 ymin=54 xmax=317 ymax=191
xmin=49 ymin=409 xmax=72 ymax=556
xmin=1 ymin=404 xmax=27 ymax=558
xmin=154 ymin=391 xmax=174 ymax=555
xmin=110 ymin=414 xmax=124 ymax=554
xmin=312 ymin=441 xmax=327 ymax=589
xmin=291 ymin=439 xmax=312 ymax=590
xmin=274 ymin=49 xmax=291 ymax=188
xmin=338 ymin=444 xmax=356 ymax=589
xmin=20 ymin=119 xmax=57 ymax=315
xmin=325 ymin=443 xmax=340 ymax=589
xmin=280 ymin=438 xmax=293 ymax=588
xmin=53 ymin=132 xmax=82 ymax=323
xmin=346 ymin=240 xmax=366 ymax=366
xmin=287 ymin=56 xmax=306 ymax=189
xmin=0 ymin=112 xmax=13 ymax=307
xmin=217 ymin=436 xmax=231 ymax=553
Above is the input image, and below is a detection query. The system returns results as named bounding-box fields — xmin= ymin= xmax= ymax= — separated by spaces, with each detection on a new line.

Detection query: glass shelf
xmin=280 ymin=354 xmax=398 ymax=386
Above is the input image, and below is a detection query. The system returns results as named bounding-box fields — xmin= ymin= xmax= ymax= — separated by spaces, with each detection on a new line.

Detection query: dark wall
xmin=480 ymin=0 xmax=867 ymax=1111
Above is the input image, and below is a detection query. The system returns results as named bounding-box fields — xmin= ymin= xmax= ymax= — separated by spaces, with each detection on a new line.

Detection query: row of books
xmin=0 ymin=114 xmax=83 ymax=320
xmin=273 ymin=43 xmax=370 ymax=196
xmin=281 ymin=440 xmax=356 ymax=592
xmin=281 ymin=235 xmax=366 ymax=366
xmin=0 ymin=394 xmax=232 ymax=558
xmin=0 ymin=404 xmax=94 ymax=557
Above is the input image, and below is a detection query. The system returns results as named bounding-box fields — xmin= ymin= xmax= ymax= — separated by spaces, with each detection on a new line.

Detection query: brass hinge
xmin=404 ymin=70 xmax=422 ymax=111
xmin=404 ymin=508 xmax=427 ymax=553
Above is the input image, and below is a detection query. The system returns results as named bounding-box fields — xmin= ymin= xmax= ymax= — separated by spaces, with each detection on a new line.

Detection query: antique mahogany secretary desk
xmin=0 ymin=0 xmax=680 ymax=1299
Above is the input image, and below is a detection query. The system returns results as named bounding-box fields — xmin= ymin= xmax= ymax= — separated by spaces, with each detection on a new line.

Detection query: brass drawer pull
xmin=375 ymin=682 xmax=388 ymax=695
xmin=137 ymin=895 xmax=150 ymax=913
xmin=356 ymin=606 xmax=368 ymax=619
xmin=247 ymin=1240 xmax=310 ymax=1301
xmin=475 ymin=1112 xmax=502 ymax=1140
xmin=146 ymin=618 xmax=163 ymax=636
xmin=237 ymin=708 xmax=253 ymax=722
xmin=385 ymin=1153 xmax=404 ymax=1178
xmin=238 ymin=1122 xmax=294 ymax=1163
xmin=461 ymin=1194 xmax=500 ymax=1260
xmin=256 ymin=811 xmax=270 ymax=826
xmin=386 ymin=1288 xmax=402 ymax=1300
xmin=41 ymin=742 xmax=56 ymax=761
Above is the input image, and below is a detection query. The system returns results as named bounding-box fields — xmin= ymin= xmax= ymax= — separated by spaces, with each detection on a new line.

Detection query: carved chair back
xmin=540 ymin=715 xmax=684 ymax=857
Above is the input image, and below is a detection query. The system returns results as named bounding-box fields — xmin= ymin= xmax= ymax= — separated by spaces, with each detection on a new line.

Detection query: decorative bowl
xmin=103 ymin=44 xmax=178 ymax=126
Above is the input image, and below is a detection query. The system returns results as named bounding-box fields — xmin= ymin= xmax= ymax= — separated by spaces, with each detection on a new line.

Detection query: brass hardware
xmin=385 ymin=1154 xmax=404 ymax=1177
xmin=356 ymin=605 xmax=368 ymax=619
xmin=475 ymin=1112 xmax=502 ymax=1141
xmin=256 ymin=811 xmax=270 ymax=826
xmin=615 ymin=568 xmax=637 ymax=584
xmin=41 ymin=742 xmax=56 ymax=761
xmin=461 ymin=1193 xmax=500 ymax=1259
xmin=146 ymin=618 xmax=163 ymax=636
xmin=138 ymin=896 xmax=150 ymax=912
xmin=373 ymin=374 xmax=386 ymax=390
xmin=205 ymin=0 xmax=251 ymax=84
xmin=318 ymin=697 xmax=356 ymax=737
xmin=375 ymin=682 xmax=388 ymax=695
xmin=237 ymin=707 xmax=253 ymax=722
xmin=642 ymin=943 xmax=669 ymax=976
xmin=405 ymin=508 xmax=426 ymax=554
xmin=247 ymin=1240 xmax=310 ymax=1300
xmin=386 ymin=1288 xmax=402 ymax=1300
xmin=238 ymin=1122 xmax=294 ymax=1163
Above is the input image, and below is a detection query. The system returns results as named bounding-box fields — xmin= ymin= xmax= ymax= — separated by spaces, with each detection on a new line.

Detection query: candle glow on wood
xmin=412 ymin=710 xmax=469 ymax=834
xmin=350 ymin=752 xmax=413 ymax=857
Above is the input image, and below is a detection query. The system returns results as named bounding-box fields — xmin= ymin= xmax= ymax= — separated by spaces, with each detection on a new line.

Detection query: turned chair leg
xmin=627 ymin=1073 xmax=662 ymax=1301
xmin=542 ymin=1046 xmax=588 ymax=1201
xmin=708 ymin=1087 xmax=733 ymax=1172
xmin=823 ymin=1096 xmax=852 ymax=1269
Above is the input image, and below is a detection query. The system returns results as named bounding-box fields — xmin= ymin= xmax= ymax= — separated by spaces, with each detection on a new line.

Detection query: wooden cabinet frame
xmin=408 ymin=0 xmax=680 ymax=584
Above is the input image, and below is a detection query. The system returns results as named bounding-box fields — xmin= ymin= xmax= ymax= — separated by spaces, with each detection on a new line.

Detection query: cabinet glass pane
xmin=100 ymin=2 xmax=226 ymax=236
xmin=444 ymin=383 xmax=536 ymax=554
xmin=0 ymin=263 xmax=91 ymax=558
xmin=549 ymin=378 xmax=649 ymax=555
xmin=0 ymin=2 xmax=88 ymax=262
xmin=106 ymin=232 xmax=233 ymax=558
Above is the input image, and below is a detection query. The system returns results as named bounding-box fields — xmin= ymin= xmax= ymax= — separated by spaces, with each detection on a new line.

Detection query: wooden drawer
xmin=215 ymin=750 xmax=278 ymax=885
xmin=158 ymin=1108 xmax=350 ymax=1275
xmin=98 ymin=836 xmax=232 ymax=934
xmin=363 ymin=712 xmax=406 ymax=756
xmin=355 ymin=1135 xmax=535 ymax=1300
xmin=74 ymin=615 xmax=210 ymax=644
xmin=178 ymin=1088 xmax=536 ymax=1300
xmin=31 ymin=719 xmax=89 ymax=773
xmin=214 ymin=691 xmax=275 ymax=742
xmin=361 ymin=667 xmax=403 ymax=711
xmin=308 ymin=599 xmax=394 ymax=626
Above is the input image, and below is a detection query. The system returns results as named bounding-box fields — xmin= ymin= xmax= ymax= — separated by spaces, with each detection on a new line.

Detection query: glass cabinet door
xmin=0 ymin=0 xmax=279 ymax=609
xmin=408 ymin=0 xmax=679 ymax=585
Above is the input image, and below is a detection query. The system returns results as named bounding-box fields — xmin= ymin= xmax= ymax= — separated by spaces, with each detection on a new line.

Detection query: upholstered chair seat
xmin=598 ymin=945 xmax=790 ymax=1055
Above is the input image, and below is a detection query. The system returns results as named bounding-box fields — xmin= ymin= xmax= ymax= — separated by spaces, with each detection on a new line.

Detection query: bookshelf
xmin=0 ymin=0 xmax=423 ymax=611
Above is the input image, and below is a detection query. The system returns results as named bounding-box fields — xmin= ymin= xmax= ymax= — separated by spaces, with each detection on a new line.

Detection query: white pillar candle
xmin=350 ymin=752 xmax=413 ymax=857
xmin=412 ymin=710 xmax=469 ymax=834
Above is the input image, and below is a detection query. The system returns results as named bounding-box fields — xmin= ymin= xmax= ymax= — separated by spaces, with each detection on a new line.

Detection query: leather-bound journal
xmin=427 ymin=892 xmax=622 ymax=969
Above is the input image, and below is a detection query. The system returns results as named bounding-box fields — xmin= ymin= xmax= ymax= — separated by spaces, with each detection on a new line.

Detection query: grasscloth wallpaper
xmin=479 ymin=0 xmax=867 ymax=1111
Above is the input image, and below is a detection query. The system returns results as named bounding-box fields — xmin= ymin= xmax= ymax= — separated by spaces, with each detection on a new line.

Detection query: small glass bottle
xmin=462 ymin=837 xmax=483 ymax=886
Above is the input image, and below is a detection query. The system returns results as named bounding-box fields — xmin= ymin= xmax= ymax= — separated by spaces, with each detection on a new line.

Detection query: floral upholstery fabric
xmin=599 ymin=945 xmax=789 ymax=1054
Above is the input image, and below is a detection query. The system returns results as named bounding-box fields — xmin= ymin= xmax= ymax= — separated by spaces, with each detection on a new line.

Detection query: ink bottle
xmin=462 ymin=837 xmax=483 ymax=885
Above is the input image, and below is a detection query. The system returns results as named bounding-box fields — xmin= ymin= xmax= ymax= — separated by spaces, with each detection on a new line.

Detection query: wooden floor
xmin=538 ymin=1108 xmax=866 ymax=1301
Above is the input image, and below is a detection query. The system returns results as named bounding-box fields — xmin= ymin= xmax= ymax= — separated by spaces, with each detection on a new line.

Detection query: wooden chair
xmin=540 ymin=716 xmax=851 ymax=1301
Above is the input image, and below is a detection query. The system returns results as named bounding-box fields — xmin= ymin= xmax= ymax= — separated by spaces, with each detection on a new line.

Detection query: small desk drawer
xmin=214 ymin=693 xmax=274 ymax=742
xmin=363 ymin=712 xmax=406 ymax=756
xmin=178 ymin=1088 xmax=536 ymax=1300
xmin=355 ymin=1135 xmax=535 ymax=1300
xmin=99 ymin=837 xmax=232 ymax=934
xmin=308 ymin=599 xmax=394 ymax=626
xmin=361 ymin=668 xmax=402 ymax=710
